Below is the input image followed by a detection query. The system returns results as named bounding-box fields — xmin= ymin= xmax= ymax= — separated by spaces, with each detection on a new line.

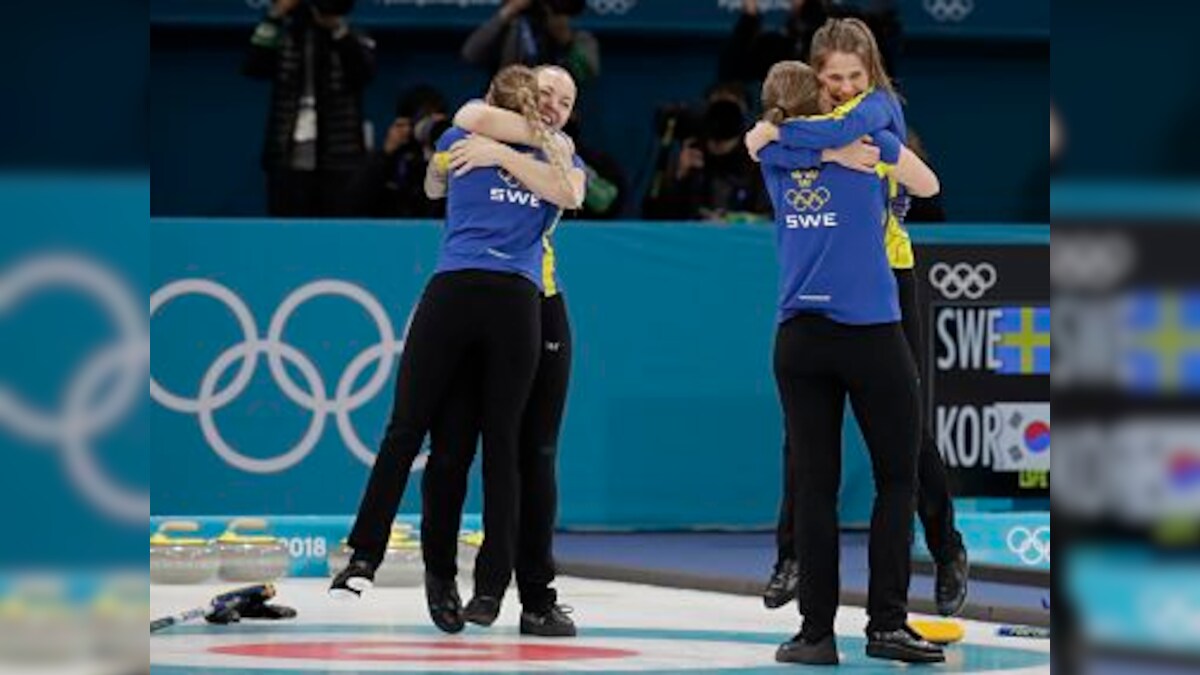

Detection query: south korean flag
xmin=994 ymin=403 xmax=1051 ymax=472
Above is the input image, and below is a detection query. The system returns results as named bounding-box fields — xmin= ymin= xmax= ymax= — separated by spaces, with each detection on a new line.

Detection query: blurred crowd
xmin=242 ymin=0 xmax=943 ymax=222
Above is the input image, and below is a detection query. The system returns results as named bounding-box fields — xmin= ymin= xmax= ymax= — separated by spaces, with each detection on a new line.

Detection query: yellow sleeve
xmin=883 ymin=176 xmax=915 ymax=270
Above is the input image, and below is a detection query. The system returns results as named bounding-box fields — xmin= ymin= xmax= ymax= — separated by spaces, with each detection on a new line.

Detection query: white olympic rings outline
xmin=0 ymin=254 xmax=149 ymax=523
xmin=1006 ymin=525 xmax=1050 ymax=566
xmin=587 ymin=0 xmax=637 ymax=16
xmin=928 ymin=261 xmax=998 ymax=300
xmin=923 ymin=0 xmax=974 ymax=23
xmin=150 ymin=278 xmax=421 ymax=475
xmin=1051 ymin=232 xmax=1135 ymax=291
xmin=717 ymin=0 xmax=790 ymax=11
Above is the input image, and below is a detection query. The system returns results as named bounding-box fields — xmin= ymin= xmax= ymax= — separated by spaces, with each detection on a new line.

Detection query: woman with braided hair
xmin=417 ymin=65 xmax=584 ymax=637
xmin=330 ymin=66 xmax=586 ymax=626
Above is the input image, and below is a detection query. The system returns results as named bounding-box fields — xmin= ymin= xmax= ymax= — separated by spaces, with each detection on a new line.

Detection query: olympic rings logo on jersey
xmin=785 ymin=187 xmax=831 ymax=213
xmin=923 ymin=0 xmax=974 ymax=23
xmin=0 ymin=254 xmax=149 ymax=524
xmin=928 ymin=262 xmax=997 ymax=300
xmin=1006 ymin=525 xmax=1050 ymax=566
xmin=497 ymin=168 xmax=522 ymax=189
xmin=587 ymin=0 xmax=637 ymax=15
xmin=151 ymin=278 xmax=425 ymax=476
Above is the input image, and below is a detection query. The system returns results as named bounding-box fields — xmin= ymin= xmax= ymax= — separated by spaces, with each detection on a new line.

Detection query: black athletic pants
xmin=347 ymin=270 xmax=541 ymax=598
xmin=774 ymin=313 xmax=921 ymax=638
xmin=420 ymin=293 xmax=571 ymax=608
xmin=775 ymin=269 xmax=963 ymax=565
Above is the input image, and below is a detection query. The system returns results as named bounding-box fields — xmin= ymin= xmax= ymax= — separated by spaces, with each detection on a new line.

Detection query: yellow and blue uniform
xmin=540 ymin=215 xmax=564 ymax=297
xmin=434 ymin=126 xmax=582 ymax=292
xmin=774 ymin=88 xmax=915 ymax=270
xmin=757 ymin=92 xmax=903 ymax=324
xmin=422 ymin=127 xmax=579 ymax=609
xmin=760 ymin=91 xmax=937 ymax=643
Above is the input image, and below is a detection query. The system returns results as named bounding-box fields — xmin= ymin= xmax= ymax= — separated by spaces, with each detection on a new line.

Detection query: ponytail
xmin=763 ymin=105 xmax=790 ymax=124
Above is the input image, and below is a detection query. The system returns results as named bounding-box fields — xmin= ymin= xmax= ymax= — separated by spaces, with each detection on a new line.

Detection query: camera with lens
xmin=653 ymin=103 xmax=702 ymax=143
xmin=654 ymin=98 xmax=746 ymax=145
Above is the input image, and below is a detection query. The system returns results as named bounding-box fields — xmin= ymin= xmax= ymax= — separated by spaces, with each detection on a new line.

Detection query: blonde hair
xmin=487 ymin=65 xmax=575 ymax=204
xmin=809 ymin=18 xmax=896 ymax=97
xmin=761 ymin=61 xmax=823 ymax=123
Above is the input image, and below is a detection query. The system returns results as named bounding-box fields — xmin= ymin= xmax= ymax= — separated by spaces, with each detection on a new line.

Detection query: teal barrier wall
xmin=0 ymin=176 xmax=149 ymax=567
xmin=149 ymin=219 xmax=1048 ymax=528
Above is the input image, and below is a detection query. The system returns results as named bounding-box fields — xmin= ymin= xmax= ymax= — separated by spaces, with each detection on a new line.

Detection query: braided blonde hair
xmin=486 ymin=65 xmax=576 ymax=204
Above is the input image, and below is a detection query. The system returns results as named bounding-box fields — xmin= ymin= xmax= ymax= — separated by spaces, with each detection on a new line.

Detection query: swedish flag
xmin=993 ymin=306 xmax=1050 ymax=375
xmin=1122 ymin=291 xmax=1200 ymax=392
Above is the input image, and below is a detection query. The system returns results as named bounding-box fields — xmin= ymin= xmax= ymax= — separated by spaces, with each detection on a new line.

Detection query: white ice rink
xmin=150 ymin=577 xmax=1050 ymax=674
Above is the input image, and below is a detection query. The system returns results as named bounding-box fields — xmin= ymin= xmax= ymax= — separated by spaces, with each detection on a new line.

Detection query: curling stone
xmin=90 ymin=575 xmax=147 ymax=665
xmin=456 ymin=530 xmax=484 ymax=575
xmin=215 ymin=518 xmax=290 ymax=582
xmin=150 ymin=520 xmax=219 ymax=584
xmin=0 ymin=577 xmax=88 ymax=663
xmin=328 ymin=524 xmax=423 ymax=587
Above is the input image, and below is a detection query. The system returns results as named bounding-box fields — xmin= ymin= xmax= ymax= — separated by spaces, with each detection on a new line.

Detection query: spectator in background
xmin=361 ymin=85 xmax=450 ymax=218
xmin=720 ymin=0 xmax=829 ymax=84
xmin=719 ymin=0 xmax=903 ymax=86
xmin=462 ymin=0 xmax=600 ymax=89
xmin=243 ymin=0 xmax=375 ymax=217
xmin=643 ymin=84 xmax=771 ymax=222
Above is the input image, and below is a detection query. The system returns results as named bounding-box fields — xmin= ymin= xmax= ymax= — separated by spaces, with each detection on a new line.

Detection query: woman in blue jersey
xmin=330 ymin=66 xmax=587 ymax=628
xmin=748 ymin=18 xmax=970 ymax=621
xmin=416 ymin=65 xmax=582 ymax=637
xmin=750 ymin=59 xmax=944 ymax=665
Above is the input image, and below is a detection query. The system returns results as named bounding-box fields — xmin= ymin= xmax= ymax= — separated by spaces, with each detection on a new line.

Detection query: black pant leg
xmin=916 ymin=431 xmax=962 ymax=561
xmin=775 ymin=435 xmax=796 ymax=563
xmin=347 ymin=275 xmax=470 ymax=567
xmin=843 ymin=323 xmax=921 ymax=634
xmin=775 ymin=317 xmax=846 ymax=640
xmin=516 ymin=294 xmax=572 ymax=611
xmin=472 ymin=278 xmax=542 ymax=598
xmin=895 ymin=269 xmax=963 ymax=561
xmin=421 ymin=351 xmax=483 ymax=581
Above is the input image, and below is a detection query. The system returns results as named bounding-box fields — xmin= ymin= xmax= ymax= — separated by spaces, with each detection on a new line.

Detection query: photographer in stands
xmin=243 ymin=0 xmax=375 ymax=217
xmin=461 ymin=0 xmax=600 ymax=88
xmin=642 ymin=83 xmax=771 ymax=222
xmin=360 ymin=85 xmax=450 ymax=219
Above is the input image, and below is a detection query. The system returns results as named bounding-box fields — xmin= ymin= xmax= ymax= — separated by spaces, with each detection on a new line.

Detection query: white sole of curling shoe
xmin=328 ymin=576 xmax=373 ymax=601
